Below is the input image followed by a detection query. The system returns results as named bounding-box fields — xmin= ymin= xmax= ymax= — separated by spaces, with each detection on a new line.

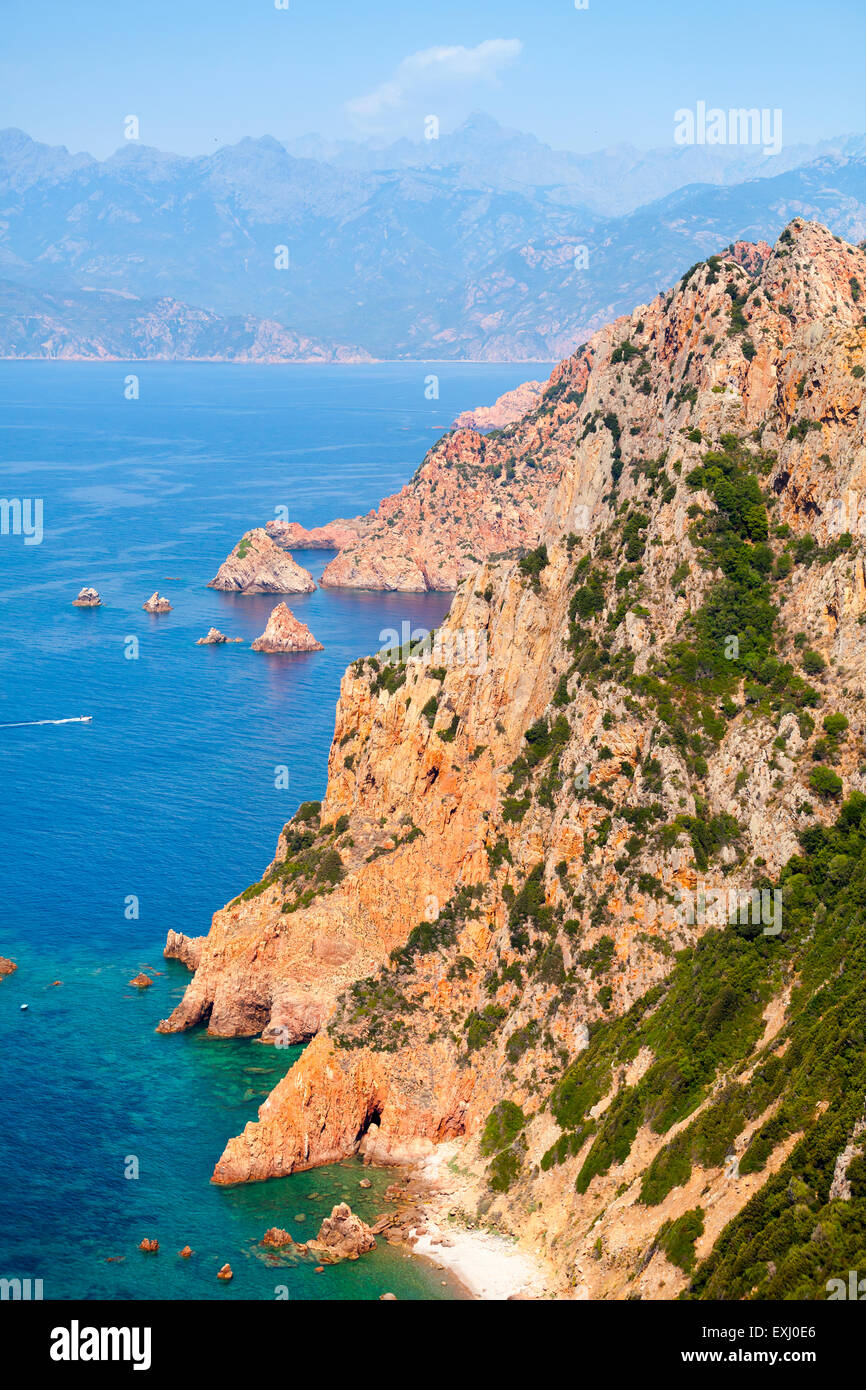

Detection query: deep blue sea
xmin=0 ymin=361 xmax=542 ymax=1300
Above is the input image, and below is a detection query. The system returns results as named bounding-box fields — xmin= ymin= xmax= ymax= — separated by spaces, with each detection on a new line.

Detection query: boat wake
xmin=0 ymin=717 xmax=93 ymax=728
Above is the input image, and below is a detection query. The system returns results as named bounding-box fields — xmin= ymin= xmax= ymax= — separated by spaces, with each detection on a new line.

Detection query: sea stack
xmin=143 ymin=592 xmax=172 ymax=613
xmin=251 ymin=602 xmax=323 ymax=653
xmin=72 ymin=587 xmax=101 ymax=607
xmin=209 ymin=528 xmax=316 ymax=594
xmin=308 ymin=1204 xmax=377 ymax=1261
xmin=196 ymin=628 xmax=242 ymax=645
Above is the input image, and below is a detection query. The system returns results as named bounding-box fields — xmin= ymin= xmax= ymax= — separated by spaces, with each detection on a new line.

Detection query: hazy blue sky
xmin=2 ymin=0 xmax=864 ymax=158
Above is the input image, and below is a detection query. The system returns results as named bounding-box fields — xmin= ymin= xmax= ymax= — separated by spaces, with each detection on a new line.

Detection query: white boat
xmin=0 ymin=715 xmax=93 ymax=728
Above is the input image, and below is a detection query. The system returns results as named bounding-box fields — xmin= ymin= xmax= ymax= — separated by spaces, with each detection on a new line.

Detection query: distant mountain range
xmin=284 ymin=113 xmax=866 ymax=216
xmin=1 ymin=118 xmax=865 ymax=361
xmin=0 ymin=280 xmax=372 ymax=362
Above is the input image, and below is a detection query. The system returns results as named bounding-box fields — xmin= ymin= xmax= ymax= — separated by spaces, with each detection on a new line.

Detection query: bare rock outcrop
xmin=261 ymin=1227 xmax=294 ymax=1248
xmin=72 ymin=587 xmax=101 ymax=607
xmin=209 ymin=528 xmax=315 ymax=594
xmin=163 ymin=931 xmax=206 ymax=972
xmin=196 ymin=628 xmax=242 ymax=645
xmin=143 ymin=592 xmax=172 ymax=613
xmin=251 ymin=602 xmax=323 ymax=653
xmin=266 ymin=516 xmax=374 ymax=550
xmin=318 ymin=415 xmax=570 ymax=591
xmin=0 ymin=957 xmax=17 ymax=977
xmin=307 ymin=1203 xmax=377 ymax=1261
xmin=453 ymin=377 xmax=547 ymax=432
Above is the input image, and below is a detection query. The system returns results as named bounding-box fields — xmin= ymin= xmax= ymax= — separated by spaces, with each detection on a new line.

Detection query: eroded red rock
xmin=251 ymin=602 xmax=323 ymax=653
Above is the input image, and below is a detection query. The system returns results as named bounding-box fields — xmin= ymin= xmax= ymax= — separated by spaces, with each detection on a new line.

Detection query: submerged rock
xmin=72 ymin=587 xmax=101 ymax=607
xmin=251 ymin=602 xmax=323 ymax=654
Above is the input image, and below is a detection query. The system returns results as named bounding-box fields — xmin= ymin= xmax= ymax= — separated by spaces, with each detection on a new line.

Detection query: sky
xmin=1 ymin=0 xmax=864 ymax=159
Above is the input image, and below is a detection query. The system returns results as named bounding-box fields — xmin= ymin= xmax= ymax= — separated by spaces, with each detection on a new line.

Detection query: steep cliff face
xmin=166 ymin=221 xmax=866 ymax=1296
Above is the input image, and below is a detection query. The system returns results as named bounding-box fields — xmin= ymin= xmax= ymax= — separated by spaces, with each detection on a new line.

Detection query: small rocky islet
xmin=72 ymin=586 xmax=101 ymax=607
xmin=251 ymin=602 xmax=323 ymax=654
xmin=196 ymin=627 xmax=242 ymax=645
xmin=142 ymin=592 xmax=172 ymax=613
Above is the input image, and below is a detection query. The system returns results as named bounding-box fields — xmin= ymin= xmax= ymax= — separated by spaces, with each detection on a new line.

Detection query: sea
xmin=0 ymin=360 xmax=545 ymax=1301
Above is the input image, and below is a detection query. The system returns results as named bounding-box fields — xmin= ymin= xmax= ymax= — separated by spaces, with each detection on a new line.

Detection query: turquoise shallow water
xmin=0 ymin=361 xmax=544 ymax=1300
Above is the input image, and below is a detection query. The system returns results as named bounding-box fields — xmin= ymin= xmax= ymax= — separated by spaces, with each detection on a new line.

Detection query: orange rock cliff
xmin=161 ymin=221 xmax=866 ymax=1296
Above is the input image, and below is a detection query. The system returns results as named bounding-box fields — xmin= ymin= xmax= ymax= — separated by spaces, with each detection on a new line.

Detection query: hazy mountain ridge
xmin=2 ymin=122 xmax=866 ymax=361
xmin=0 ymin=279 xmax=373 ymax=362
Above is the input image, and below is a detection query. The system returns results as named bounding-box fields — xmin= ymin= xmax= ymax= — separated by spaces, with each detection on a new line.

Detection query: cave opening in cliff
xmin=357 ymin=1106 xmax=383 ymax=1142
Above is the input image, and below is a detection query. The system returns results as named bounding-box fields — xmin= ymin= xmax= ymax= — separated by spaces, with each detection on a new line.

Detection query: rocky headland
xmin=212 ymin=369 xmax=578 ymax=593
xmin=314 ymin=389 xmax=581 ymax=589
xmin=163 ymin=221 xmax=866 ymax=1300
xmin=453 ymin=378 xmax=547 ymax=433
xmin=251 ymin=603 xmax=323 ymax=654
xmin=208 ymin=529 xmax=316 ymax=595
xmin=163 ymin=930 xmax=206 ymax=972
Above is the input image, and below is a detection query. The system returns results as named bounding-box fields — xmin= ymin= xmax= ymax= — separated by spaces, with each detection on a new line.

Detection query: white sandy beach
xmin=408 ymin=1142 xmax=556 ymax=1300
xmin=412 ymin=1222 xmax=551 ymax=1300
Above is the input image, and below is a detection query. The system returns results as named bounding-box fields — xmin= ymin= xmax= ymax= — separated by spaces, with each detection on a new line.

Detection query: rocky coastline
xmin=160 ymin=221 xmax=866 ymax=1297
